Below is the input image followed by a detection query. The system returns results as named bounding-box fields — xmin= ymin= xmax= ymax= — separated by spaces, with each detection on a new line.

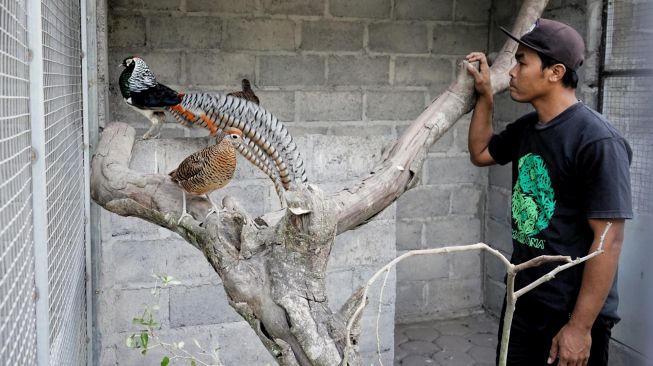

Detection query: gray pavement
xmin=395 ymin=312 xmax=500 ymax=366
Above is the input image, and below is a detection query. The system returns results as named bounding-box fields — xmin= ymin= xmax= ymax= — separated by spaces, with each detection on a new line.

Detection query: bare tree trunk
xmin=90 ymin=1 xmax=548 ymax=364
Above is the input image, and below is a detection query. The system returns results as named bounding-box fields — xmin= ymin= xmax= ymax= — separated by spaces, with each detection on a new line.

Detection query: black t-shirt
xmin=488 ymin=102 xmax=633 ymax=321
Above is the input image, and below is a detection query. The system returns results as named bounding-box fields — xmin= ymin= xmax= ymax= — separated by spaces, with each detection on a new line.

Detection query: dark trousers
xmin=495 ymin=299 xmax=614 ymax=366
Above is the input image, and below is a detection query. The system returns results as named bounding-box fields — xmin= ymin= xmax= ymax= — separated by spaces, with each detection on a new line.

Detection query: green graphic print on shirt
xmin=511 ymin=153 xmax=556 ymax=249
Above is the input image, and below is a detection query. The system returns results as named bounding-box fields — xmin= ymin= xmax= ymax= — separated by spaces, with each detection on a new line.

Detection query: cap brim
xmin=500 ymin=26 xmax=545 ymax=55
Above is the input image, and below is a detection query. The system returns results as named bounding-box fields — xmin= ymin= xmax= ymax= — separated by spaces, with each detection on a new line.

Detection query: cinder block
xmin=166 ymin=239 xmax=221 ymax=284
xmin=258 ymin=55 xmax=325 ymax=86
xmin=132 ymin=137 xmax=208 ymax=175
xmin=110 ymin=239 xmax=175 ymax=286
xmin=489 ymin=163 xmax=513 ymax=190
xmin=101 ymin=209 xmax=169 ymax=242
xmin=485 ymin=278 xmax=505 ymax=315
xmin=257 ymin=91 xmax=295 ymax=122
xmin=396 ymin=250 xmax=448 ymax=281
xmin=107 ymin=287 xmax=170 ymax=333
xmin=328 ymin=56 xmax=389 ymax=86
xmin=396 ymin=281 xmax=427 ymax=317
xmin=304 ymin=134 xmax=391 ymax=182
xmin=298 ymin=91 xmax=362 ymax=121
xmin=301 ymin=21 xmax=364 ymax=51
xmin=427 ymin=277 xmax=482 ymax=314
xmin=110 ymin=0 xmax=180 ymax=10
xmin=455 ymin=0 xmax=491 ymax=22
xmin=108 ymin=15 xmax=146 ymax=47
xmin=451 ymin=185 xmax=482 ymax=216
xmin=423 ymin=217 xmax=481 ymax=247
xmin=170 ymin=284 xmax=243 ymax=327
xmin=353 ymin=267 xmax=396 ymax=299
xmin=432 ymin=24 xmax=487 ymax=55
xmin=330 ymin=220 xmax=395 ymax=267
xmin=485 ymin=252 xmax=507 ymax=283
xmin=493 ymin=90 xmax=534 ymax=123
xmin=396 ymin=221 xmax=423 ymax=250
xmin=359 ymin=309 xmax=395 ymax=354
xmin=448 ymin=251 xmax=481 ymax=279
xmin=187 ymin=0 xmax=257 ymax=13
xmin=452 ymin=114 xmax=471 ymax=153
xmin=286 ymin=123 xmax=329 ymax=136
xmin=395 ymin=0 xmax=453 ymax=20
xmin=368 ymin=23 xmax=429 ymax=53
xmin=149 ymin=16 xmax=222 ymax=49
xmin=487 ymin=187 xmax=510 ymax=222
xmin=222 ymin=19 xmax=295 ymax=51
xmin=366 ymin=91 xmax=425 ymax=120
xmin=394 ymin=57 xmax=453 ymax=88
xmin=209 ymin=322 xmax=277 ymax=365
xmin=396 ymin=186 xmax=450 ymax=219
xmin=114 ymin=321 xmax=276 ymax=365
xmin=325 ymin=269 xmax=354 ymax=311
xmin=187 ymin=52 xmax=256 ymax=86
xmin=486 ymin=218 xmax=512 ymax=255
xmin=329 ymin=0 xmax=390 ymax=19
xmin=328 ymin=123 xmax=395 ymax=137
xmin=262 ymin=0 xmax=324 ymax=15
xmin=426 ymin=156 xmax=484 ymax=184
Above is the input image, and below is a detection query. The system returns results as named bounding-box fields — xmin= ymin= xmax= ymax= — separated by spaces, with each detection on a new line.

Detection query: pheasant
xmin=119 ymin=56 xmax=184 ymax=139
xmin=119 ymin=56 xmax=308 ymax=201
xmin=169 ymin=127 xmax=243 ymax=223
xmin=227 ymin=79 xmax=260 ymax=105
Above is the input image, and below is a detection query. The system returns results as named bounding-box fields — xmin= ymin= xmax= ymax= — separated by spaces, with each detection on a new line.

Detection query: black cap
xmin=501 ymin=18 xmax=585 ymax=71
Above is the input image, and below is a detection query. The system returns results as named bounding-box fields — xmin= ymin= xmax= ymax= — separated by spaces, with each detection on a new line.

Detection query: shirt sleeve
xmin=487 ymin=116 xmax=530 ymax=165
xmin=577 ymin=137 xmax=634 ymax=219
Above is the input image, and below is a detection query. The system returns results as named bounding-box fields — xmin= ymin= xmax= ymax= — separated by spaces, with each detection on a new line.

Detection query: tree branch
xmin=331 ymin=0 xmax=550 ymax=234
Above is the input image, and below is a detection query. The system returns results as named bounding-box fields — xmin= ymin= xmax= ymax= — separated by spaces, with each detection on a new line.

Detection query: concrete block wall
xmin=106 ymin=0 xmax=489 ymax=334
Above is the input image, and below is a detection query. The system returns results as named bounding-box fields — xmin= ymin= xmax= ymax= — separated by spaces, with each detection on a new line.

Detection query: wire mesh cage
xmin=604 ymin=0 xmax=653 ymax=71
xmin=602 ymin=0 xmax=653 ymax=216
xmin=0 ymin=0 xmax=38 ymax=365
xmin=1 ymin=0 xmax=88 ymax=364
xmin=41 ymin=0 xmax=88 ymax=364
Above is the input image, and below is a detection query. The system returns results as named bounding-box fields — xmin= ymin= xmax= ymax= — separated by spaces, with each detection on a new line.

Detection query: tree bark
xmin=91 ymin=1 xmax=548 ymax=364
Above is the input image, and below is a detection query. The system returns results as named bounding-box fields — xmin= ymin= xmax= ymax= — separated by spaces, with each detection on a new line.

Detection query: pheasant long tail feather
xmin=170 ymin=93 xmax=308 ymax=187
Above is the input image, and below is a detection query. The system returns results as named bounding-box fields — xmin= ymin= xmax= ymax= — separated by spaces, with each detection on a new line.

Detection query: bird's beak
xmin=118 ymin=63 xmax=124 ymax=68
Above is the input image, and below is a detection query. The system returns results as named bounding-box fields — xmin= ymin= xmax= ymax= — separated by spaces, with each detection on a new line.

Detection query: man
xmin=465 ymin=19 xmax=633 ymax=366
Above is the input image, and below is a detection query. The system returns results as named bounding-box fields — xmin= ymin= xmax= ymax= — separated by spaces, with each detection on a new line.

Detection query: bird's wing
xmin=131 ymin=83 xmax=183 ymax=108
xmin=169 ymin=152 xmax=207 ymax=182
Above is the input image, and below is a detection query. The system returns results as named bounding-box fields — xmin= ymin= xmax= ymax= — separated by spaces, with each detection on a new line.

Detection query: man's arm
xmin=548 ymin=219 xmax=625 ymax=366
xmin=465 ymin=52 xmax=496 ymax=167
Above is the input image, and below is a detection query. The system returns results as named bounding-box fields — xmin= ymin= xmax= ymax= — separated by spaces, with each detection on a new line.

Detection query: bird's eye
xmin=231 ymin=134 xmax=239 ymax=139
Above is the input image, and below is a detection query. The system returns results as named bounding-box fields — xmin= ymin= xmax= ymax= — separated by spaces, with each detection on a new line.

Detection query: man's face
xmin=508 ymin=45 xmax=550 ymax=103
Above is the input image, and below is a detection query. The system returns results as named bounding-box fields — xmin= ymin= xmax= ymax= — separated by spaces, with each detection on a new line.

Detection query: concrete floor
xmin=394 ymin=313 xmax=500 ymax=366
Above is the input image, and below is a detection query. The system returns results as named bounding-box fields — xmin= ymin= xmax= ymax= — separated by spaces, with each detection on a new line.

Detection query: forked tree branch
xmin=344 ymin=223 xmax=610 ymax=366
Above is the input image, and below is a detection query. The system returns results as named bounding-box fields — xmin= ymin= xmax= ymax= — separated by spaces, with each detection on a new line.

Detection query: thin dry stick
xmin=343 ymin=243 xmax=510 ymax=365
xmin=375 ymin=268 xmax=391 ymax=365
xmin=498 ymin=222 xmax=612 ymax=366
xmin=346 ymin=222 xmax=612 ymax=366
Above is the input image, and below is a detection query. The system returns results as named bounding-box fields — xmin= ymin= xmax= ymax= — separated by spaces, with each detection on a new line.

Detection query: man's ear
xmin=549 ymin=64 xmax=567 ymax=83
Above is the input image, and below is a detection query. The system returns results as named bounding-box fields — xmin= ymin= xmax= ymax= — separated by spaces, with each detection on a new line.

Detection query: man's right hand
xmin=465 ymin=52 xmax=492 ymax=98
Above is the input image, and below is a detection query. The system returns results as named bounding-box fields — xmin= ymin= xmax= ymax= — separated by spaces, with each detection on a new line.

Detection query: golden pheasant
xmin=169 ymin=127 xmax=243 ymax=223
